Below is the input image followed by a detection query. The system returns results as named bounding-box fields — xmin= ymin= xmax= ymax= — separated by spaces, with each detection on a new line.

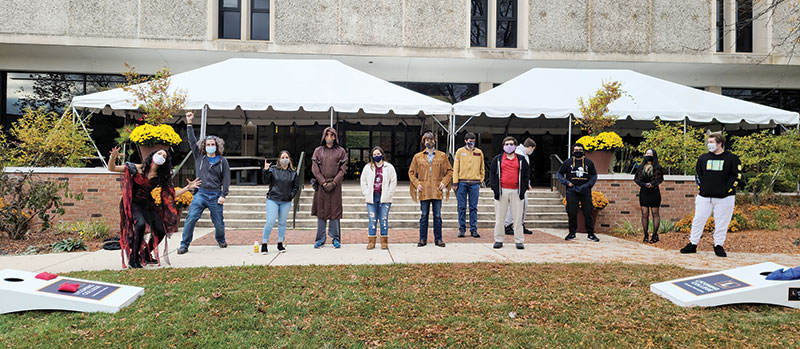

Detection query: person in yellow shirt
xmin=408 ymin=131 xmax=453 ymax=247
xmin=452 ymin=132 xmax=484 ymax=238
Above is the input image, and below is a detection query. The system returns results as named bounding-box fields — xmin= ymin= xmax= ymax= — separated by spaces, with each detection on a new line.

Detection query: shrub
xmin=638 ymin=120 xmax=706 ymax=175
xmin=752 ymin=208 xmax=780 ymax=230
xmin=0 ymin=171 xmax=83 ymax=240
xmin=4 ymin=107 xmax=95 ymax=167
xmin=52 ymin=237 xmax=87 ymax=253
xmin=575 ymin=81 xmax=624 ymax=134
xmin=674 ymin=208 xmax=747 ymax=234
xmin=732 ymin=130 xmax=800 ymax=206
xmin=561 ymin=191 xmax=609 ymax=210
xmin=613 ymin=219 xmax=676 ymax=236
xmin=53 ymin=220 xmax=110 ymax=241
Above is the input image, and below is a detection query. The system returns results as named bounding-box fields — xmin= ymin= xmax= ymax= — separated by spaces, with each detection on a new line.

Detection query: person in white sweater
xmin=360 ymin=146 xmax=398 ymax=250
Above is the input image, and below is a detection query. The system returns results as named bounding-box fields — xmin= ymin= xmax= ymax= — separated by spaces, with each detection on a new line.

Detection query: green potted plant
xmin=574 ymin=81 xmax=626 ymax=173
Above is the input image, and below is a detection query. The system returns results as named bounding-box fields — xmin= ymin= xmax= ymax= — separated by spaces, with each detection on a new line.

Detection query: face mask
xmin=707 ymin=143 xmax=717 ymax=153
xmin=326 ymin=139 xmax=334 ymax=146
xmin=466 ymin=141 xmax=475 ymax=148
xmin=205 ymin=146 xmax=217 ymax=155
xmin=152 ymin=154 xmax=166 ymax=166
xmin=373 ymin=155 xmax=383 ymax=163
xmin=644 ymin=156 xmax=653 ymax=163
xmin=504 ymin=144 xmax=516 ymax=154
xmin=425 ymin=142 xmax=434 ymax=149
xmin=279 ymin=158 xmax=290 ymax=167
xmin=573 ymin=151 xmax=584 ymax=158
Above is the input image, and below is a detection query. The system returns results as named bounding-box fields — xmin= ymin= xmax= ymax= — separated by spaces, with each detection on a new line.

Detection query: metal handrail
xmin=292 ymin=151 xmax=306 ymax=229
xmin=550 ymin=154 xmax=566 ymax=197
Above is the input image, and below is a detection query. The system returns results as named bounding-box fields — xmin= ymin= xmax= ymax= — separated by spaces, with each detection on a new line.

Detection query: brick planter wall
xmin=592 ymin=174 xmax=697 ymax=232
xmin=4 ymin=167 xmax=121 ymax=230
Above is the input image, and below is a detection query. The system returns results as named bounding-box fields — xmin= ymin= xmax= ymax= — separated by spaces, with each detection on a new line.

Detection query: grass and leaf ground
xmin=1 ymin=263 xmax=798 ymax=347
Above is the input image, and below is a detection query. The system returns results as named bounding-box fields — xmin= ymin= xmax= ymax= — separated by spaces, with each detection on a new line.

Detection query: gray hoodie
xmin=187 ymin=125 xmax=230 ymax=197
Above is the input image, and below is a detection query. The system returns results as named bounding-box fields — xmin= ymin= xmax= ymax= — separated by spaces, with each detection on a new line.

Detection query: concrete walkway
xmin=1 ymin=228 xmax=797 ymax=273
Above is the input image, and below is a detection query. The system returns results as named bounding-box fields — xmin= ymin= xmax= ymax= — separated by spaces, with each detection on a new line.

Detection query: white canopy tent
xmin=453 ymin=68 xmax=800 ymax=156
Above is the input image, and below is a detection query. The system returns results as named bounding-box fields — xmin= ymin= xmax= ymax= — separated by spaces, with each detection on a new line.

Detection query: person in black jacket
xmin=489 ymin=136 xmax=530 ymax=249
xmin=634 ymin=148 xmax=665 ymax=244
xmin=557 ymin=143 xmax=599 ymax=242
xmin=260 ymin=150 xmax=300 ymax=254
xmin=681 ymin=133 xmax=741 ymax=257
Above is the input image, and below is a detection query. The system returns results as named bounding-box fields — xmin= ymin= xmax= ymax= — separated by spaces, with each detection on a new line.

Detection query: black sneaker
xmin=260 ymin=243 xmax=268 ymax=254
xmin=504 ymin=224 xmax=514 ymax=235
xmin=516 ymin=243 xmax=524 ymax=250
xmin=471 ymin=231 xmax=481 ymax=238
xmin=523 ymin=225 xmax=533 ymax=235
xmin=714 ymin=245 xmax=727 ymax=257
xmin=417 ymin=239 xmax=427 ymax=247
xmin=434 ymin=240 xmax=446 ymax=247
xmin=493 ymin=242 xmax=503 ymax=249
xmin=177 ymin=247 xmax=188 ymax=255
xmin=587 ymin=233 xmax=600 ymax=242
xmin=218 ymin=242 xmax=228 ymax=248
xmin=277 ymin=242 xmax=286 ymax=252
xmin=680 ymin=243 xmax=697 ymax=254
xmin=564 ymin=233 xmax=576 ymax=241
xmin=458 ymin=231 xmax=466 ymax=238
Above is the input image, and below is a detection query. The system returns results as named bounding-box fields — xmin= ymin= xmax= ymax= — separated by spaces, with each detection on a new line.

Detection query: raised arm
xmin=185 ymin=111 xmax=201 ymax=160
xmin=107 ymin=147 xmax=125 ymax=173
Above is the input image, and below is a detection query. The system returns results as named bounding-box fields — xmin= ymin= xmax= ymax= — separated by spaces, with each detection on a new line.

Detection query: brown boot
xmin=380 ymin=236 xmax=388 ymax=250
xmin=367 ymin=236 xmax=376 ymax=250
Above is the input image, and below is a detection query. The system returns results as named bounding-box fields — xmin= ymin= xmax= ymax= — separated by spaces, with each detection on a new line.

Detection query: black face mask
xmin=573 ymin=151 xmax=584 ymax=158
xmin=644 ymin=156 xmax=653 ymax=163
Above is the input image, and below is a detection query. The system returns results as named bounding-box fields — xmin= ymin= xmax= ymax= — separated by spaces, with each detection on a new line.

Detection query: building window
xmin=716 ymin=0 xmax=725 ymax=52
xmin=470 ymin=0 xmax=518 ymax=49
xmin=735 ymin=0 xmax=753 ymax=53
xmin=219 ymin=0 xmax=241 ymax=39
xmin=251 ymin=0 xmax=270 ymax=41
xmin=471 ymin=0 xmax=488 ymax=47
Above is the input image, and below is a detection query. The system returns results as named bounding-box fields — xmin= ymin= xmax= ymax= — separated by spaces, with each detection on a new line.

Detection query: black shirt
xmin=695 ymin=150 xmax=741 ymax=198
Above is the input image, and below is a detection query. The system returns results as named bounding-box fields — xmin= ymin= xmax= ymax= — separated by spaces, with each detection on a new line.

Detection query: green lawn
xmin=1 ymin=263 xmax=798 ymax=347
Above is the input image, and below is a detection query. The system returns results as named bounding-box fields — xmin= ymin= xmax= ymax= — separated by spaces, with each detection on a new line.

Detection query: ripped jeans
xmin=367 ymin=192 xmax=392 ymax=237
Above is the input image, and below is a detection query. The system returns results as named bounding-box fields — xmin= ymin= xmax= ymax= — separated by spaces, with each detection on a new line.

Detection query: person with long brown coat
xmin=408 ymin=131 xmax=453 ymax=247
xmin=312 ymin=127 xmax=348 ymax=249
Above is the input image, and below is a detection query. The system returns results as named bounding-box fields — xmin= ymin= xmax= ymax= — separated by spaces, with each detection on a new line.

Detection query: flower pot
xmin=137 ymin=144 xmax=169 ymax=162
xmin=576 ymin=209 xmax=599 ymax=233
xmin=586 ymin=150 xmax=613 ymax=174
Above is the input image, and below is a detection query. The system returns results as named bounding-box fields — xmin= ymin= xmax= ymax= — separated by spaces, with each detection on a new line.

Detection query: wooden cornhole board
xmin=0 ymin=269 xmax=144 ymax=314
xmin=651 ymin=262 xmax=800 ymax=309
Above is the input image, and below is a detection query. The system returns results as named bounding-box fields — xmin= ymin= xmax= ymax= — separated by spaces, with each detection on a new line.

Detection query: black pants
xmin=130 ymin=201 xmax=166 ymax=262
xmin=566 ymin=191 xmax=594 ymax=234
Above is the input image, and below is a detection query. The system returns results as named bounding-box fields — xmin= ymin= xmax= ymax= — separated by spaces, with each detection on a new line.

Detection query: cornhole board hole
xmin=650 ymin=262 xmax=800 ymax=309
xmin=0 ymin=269 xmax=144 ymax=314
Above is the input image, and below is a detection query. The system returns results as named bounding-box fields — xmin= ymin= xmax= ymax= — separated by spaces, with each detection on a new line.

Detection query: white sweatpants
xmin=689 ymin=195 xmax=735 ymax=246
xmin=495 ymin=189 xmax=524 ymax=244
xmin=505 ymin=191 xmax=528 ymax=226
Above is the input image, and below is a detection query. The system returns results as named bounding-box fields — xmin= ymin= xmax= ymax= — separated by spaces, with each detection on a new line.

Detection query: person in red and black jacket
xmin=557 ymin=143 xmax=599 ymax=242
xmin=680 ymin=132 xmax=741 ymax=257
xmin=489 ymin=136 xmax=530 ymax=249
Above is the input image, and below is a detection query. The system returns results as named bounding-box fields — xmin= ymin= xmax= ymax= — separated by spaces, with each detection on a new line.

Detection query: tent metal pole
xmin=449 ymin=111 xmax=455 ymax=156
xmin=330 ymin=108 xmax=334 ymax=128
xmin=73 ymin=106 xmax=107 ymax=168
xmin=454 ymin=116 xmax=474 ymax=134
xmin=200 ymin=105 xmax=208 ymax=139
xmin=567 ymin=114 xmax=572 ymax=159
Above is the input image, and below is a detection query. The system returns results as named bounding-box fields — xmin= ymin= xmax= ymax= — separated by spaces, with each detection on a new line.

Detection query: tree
xmin=575 ymin=81 xmax=624 ymax=135
xmin=732 ymin=129 xmax=800 ymax=205
xmin=638 ymin=120 xmax=707 ymax=175
xmin=5 ymin=107 xmax=95 ymax=167
xmin=13 ymin=73 xmax=79 ymax=114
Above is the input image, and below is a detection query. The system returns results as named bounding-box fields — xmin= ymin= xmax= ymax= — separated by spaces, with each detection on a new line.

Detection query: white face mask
xmin=153 ymin=153 xmax=166 ymax=166
xmin=279 ymin=158 xmax=290 ymax=167
xmin=707 ymin=143 xmax=717 ymax=153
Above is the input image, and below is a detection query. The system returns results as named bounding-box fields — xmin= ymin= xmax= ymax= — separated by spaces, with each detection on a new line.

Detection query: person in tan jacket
xmin=452 ymin=132 xmax=484 ymax=238
xmin=408 ymin=131 xmax=453 ymax=247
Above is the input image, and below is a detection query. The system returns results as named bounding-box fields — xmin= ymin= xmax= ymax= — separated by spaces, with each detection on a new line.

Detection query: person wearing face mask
xmin=408 ymin=131 xmax=453 ymax=247
xmin=681 ymin=133 xmax=742 ymax=257
xmin=557 ymin=143 xmax=599 ymax=242
xmin=489 ymin=136 xmax=530 ymax=249
xmin=360 ymin=146 xmax=398 ymax=250
xmin=634 ymin=148 xmax=665 ymax=244
xmin=311 ymin=127 xmax=348 ymax=249
xmin=452 ymin=132 xmax=484 ymax=238
xmin=109 ymin=147 xmax=200 ymax=268
xmin=505 ymin=137 xmax=536 ymax=236
xmin=259 ymin=150 xmax=300 ymax=254
xmin=178 ymin=111 xmax=231 ymax=255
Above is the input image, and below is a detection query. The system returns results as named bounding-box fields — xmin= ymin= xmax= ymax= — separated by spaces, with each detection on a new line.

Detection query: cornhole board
xmin=651 ymin=262 xmax=800 ymax=309
xmin=0 ymin=269 xmax=144 ymax=314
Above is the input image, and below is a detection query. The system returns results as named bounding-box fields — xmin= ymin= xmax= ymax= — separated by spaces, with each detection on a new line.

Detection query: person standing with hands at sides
xmin=490 ymin=137 xmax=531 ymax=249
xmin=178 ymin=111 xmax=231 ymax=255
xmin=360 ymin=146 xmax=398 ymax=250
xmin=505 ymin=138 xmax=536 ymax=236
xmin=109 ymin=147 xmax=200 ymax=268
xmin=312 ymin=127 xmax=348 ymax=249
xmin=557 ymin=144 xmax=599 ymax=242
xmin=634 ymin=148 xmax=664 ymax=243
xmin=408 ymin=131 xmax=453 ymax=247
xmin=681 ymin=133 xmax=741 ymax=257
xmin=260 ymin=150 xmax=300 ymax=254
xmin=452 ymin=132 xmax=484 ymax=238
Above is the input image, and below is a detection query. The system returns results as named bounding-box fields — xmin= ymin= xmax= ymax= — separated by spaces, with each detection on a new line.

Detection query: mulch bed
xmin=0 ymin=229 xmax=106 ymax=255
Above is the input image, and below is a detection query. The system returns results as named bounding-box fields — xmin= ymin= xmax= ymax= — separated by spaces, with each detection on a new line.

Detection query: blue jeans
xmin=419 ymin=199 xmax=442 ymax=241
xmin=315 ymin=219 xmax=341 ymax=245
xmin=262 ymin=199 xmax=291 ymax=243
xmin=181 ymin=189 xmax=225 ymax=248
xmin=367 ymin=192 xmax=392 ymax=237
xmin=456 ymin=182 xmax=480 ymax=233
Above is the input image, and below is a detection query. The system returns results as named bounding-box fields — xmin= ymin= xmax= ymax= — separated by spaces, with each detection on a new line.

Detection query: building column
xmin=478 ymin=82 xmax=494 ymax=94
xmin=706 ymin=86 xmax=723 ymax=94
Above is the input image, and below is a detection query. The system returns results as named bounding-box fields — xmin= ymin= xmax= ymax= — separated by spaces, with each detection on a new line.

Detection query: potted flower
xmin=151 ymin=187 xmax=193 ymax=215
xmin=574 ymin=81 xmax=626 ymax=173
xmin=119 ymin=64 xmax=187 ymax=159
xmin=562 ymin=190 xmax=610 ymax=233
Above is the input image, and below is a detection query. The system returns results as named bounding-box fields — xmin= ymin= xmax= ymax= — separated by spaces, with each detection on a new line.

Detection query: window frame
xmin=218 ymin=0 xmax=242 ymax=40
xmin=250 ymin=0 xmax=270 ymax=41
xmin=468 ymin=0 xmax=524 ymax=50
